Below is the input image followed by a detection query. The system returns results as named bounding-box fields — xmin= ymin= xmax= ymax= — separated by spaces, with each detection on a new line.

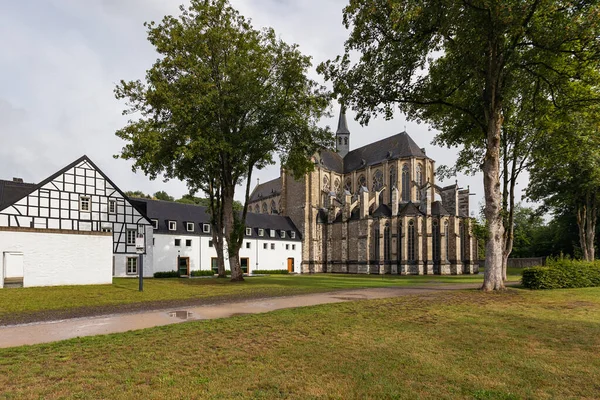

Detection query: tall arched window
xmin=444 ymin=220 xmax=449 ymax=260
xmin=432 ymin=219 xmax=440 ymax=261
xmin=459 ymin=222 xmax=465 ymax=261
xmin=270 ymin=200 xmax=277 ymax=214
xmin=397 ymin=222 xmax=403 ymax=266
xmin=416 ymin=164 xmax=423 ymax=201
xmin=358 ymin=174 xmax=366 ymax=189
xmin=372 ymin=169 xmax=383 ymax=191
xmin=344 ymin=137 xmax=348 ymax=145
xmin=322 ymin=175 xmax=330 ymax=192
xmin=338 ymin=137 xmax=342 ymax=145
xmin=374 ymin=224 xmax=380 ymax=260
xmin=333 ymin=178 xmax=342 ymax=202
xmin=389 ymin=166 xmax=397 ymax=204
xmin=344 ymin=177 xmax=352 ymax=193
xmin=262 ymin=203 xmax=268 ymax=214
xmin=402 ymin=164 xmax=410 ymax=202
xmin=384 ymin=224 xmax=391 ymax=261
xmin=254 ymin=204 xmax=260 ymax=213
xmin=408 ymin=220 xmax=415 ymax=261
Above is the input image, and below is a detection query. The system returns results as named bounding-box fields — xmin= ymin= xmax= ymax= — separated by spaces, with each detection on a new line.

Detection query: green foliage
xmin=522 ymin=258 xmax=600 ymax=289
xmin=153 ymin=191 xmax=174 ymax=202
xmin=191 ymin=270 xmax=216 ymax=277
xmin=154 ymin=271 xmax=179 ymax=278
xmin=251 ymin=270 xmax=289 ymax=275
xmin=125 ymin=190 xmax=151 ymax=199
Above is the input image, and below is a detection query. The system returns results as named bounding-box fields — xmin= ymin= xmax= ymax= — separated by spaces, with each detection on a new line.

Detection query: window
xmin=281 ymin=231 xmax=286 ymax=239
xmin=408 ymin=220 xmax=416 ymax=261
xmin=372 ymin=169 xmax=384 ymax=192
xmin=108 ymin=199 xmax=116 ymax=214
xmin=444 ymin=221 xmax=450 ymax=260
xmin=402 ymin=164 xmax=410 ymax=202
xmin=79 ymin=196 xmax=90 ymax=211
xmin=270 ymin=229 xmax=275 ymax=238
xmin=286 ymin=244 xmax=289 ymax=250
xmin=389 ymin=166 xmax=397 ymax=204
xmin=384 ymin=225 xmax=391 ymax=261
xmin=338 ymin=137 xmax=342 ymax=145
xmin=416 ymin=164 xmax=423 ymax=201
xmin=270 ymin=200 xmax=277 ymax=215
xmin=101 ymin=227 xmax=112 ymax=233
xmin=262 ymin=203 xmax=268 ymax=214
xmin=151 ymin=219 xmax=159 ymax=229
xmin=263 ymin=243 xmax=268 ymax=250
xmin=270 ymin=243 xmax=275 ymax=250
xmin=290 ymin=231 xmax=296 ymax=239
xmin=322 ymin=175 xmax=330 ymax=192
xmin=258 ymin=228 xmax=264 ymax=237
xmin=202 ymin=224 xmax=210 ymax=233
xmin=186 ymin=239 xmax=192 ymax=247
xmin=374 ymin=225 xmax=380 ymax=260
xmin=126 ymin=257 xmax=138 ymax=275
xmin=175 ymin=239 xmax=181 ymax=247
xmin=344 ymin=137 xmax=348 ymax=145
xmin=254 ymin=204 xmax=260 ymax=213
xmin=245 ymin=227 xmax=252 ymax=236
xmin=344 ymin=177 xmax=352 ymax=193
xmin=432 ymin=220 xmax=440 ymax=261
xmin=246 ymin=242 xmax=251 ymax=249
xmin=357 ymin=174 xmax=366 ymax=189
xmin=186 ymin=222 xmax=194 ymax=232
xmin=209 ymin=240 xmax=213 ymax=247
xmin=168 ymin=221 xmax=176 ymax=231
xmin=126 ymin=229 xmax=136 ymax=245
xmin=292 ymin=244 xmax=296 ymax=250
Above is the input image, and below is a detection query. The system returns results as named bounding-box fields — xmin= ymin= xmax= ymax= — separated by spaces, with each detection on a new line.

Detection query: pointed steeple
xmin=335 ymin=105 xmax=350 ymax=158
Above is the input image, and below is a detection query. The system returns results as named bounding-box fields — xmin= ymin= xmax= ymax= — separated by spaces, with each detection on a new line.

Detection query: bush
xmin=251 ymin=269 xmax=289 ymax=275
xmin=191 ymin=270 xmax=215 ymax=277
xmin=522 ymin=258 xmax=600 ymax=289
xmin=153 ymin=271 xmax=179 ymax=278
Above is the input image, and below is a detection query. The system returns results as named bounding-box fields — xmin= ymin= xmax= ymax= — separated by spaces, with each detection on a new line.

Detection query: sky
xmin=0 ymin=0 xmax=531 ymax=215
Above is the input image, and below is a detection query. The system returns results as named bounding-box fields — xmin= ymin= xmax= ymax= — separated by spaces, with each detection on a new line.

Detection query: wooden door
xmin=178 ymin=257 xmax=190 ymax=276
xmin=240 ymin=258 xmax=249 ymax=274
xmin=287 ymin=258 xmax=294 ymax=273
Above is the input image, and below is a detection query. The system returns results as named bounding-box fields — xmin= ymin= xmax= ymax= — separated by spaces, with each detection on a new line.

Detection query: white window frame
xmin=258 ymin=228 xmax=264 ymax=237
xmin=290 ymin=231 xmax=296 ymax=239
xmin=203 ymin=224 xmax=210 ymax=233
xmin=79 ymin=196 xmax=90 ymax=212
xmin=270 ymin=229 xmax=275 ymax=238
xmin=186 ymin=222 xmax=195 ymax=232
xmin=151 ymin=219 xmax=159 ymax=230
xmin=126 ymin=257 xmax=138 ymax=275
xmin=245 ymin=227 xmax=252 ymax=236
xmin=126 ymin=229 xmax=136 ymax=245
xmin=168 ymin=221 xmax=176 ymax=231
xmin=281 ymin=230 xmax=286 ymax=239
xmin=108 ymin=199 xmax=116 ymax=214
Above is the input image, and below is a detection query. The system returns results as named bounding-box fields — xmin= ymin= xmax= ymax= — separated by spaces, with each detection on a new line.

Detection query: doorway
xmin=211 ymin=257 xmax=219 ymax=274
xmin=287 ymin=258 xmax=294 ymax=273
xmin=3 ymin=252 xmax=24 ymax=287
xmin=240 ymin=258 xmax=250 ymax=274
xmin=178 ymin=257 xmax=190 ymax=276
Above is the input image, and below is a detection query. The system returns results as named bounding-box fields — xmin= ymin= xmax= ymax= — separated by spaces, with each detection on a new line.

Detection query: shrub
xmin=251 ymin=269 xmax=289 ymax=275
xmin=191 ymin=270 xmax=215 ymax=277
xmin=153 ymin=271 xmax=179 ymax=278
xmin=522 ymin=258 xmax=600 ymax=289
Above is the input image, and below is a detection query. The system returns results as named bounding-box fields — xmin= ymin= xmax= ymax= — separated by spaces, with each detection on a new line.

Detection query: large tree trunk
xmin=222 ymin=184 xmax=244 ymax=282
xmin=577 ymin=193 xmax=598 ymax=262
xmin=212 ymin=230 xmax=227 ymax=278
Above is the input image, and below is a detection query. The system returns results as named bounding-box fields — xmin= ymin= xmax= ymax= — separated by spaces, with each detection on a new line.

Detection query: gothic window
xmin=344 ymin=177 xmax=352 ymax=193
xmin=270 ymin=200 xmax=277 ymax=214
xmin=262 ymin=203 xmax=268 ymax=214
xmin=444 ymin=220 xmax=449 ymax=260
xmin=338 ymin=137 xmax=343 ymax=145
xmin=254 ymin=204 xmax=260 ymax=213
xmin=402 ymin=164 xmax=410 ymax=202
xmin=459 ymin=222 xmax=465 ymax=261
xmin=389 ymin=166 xmax=397 ymax=204
xmin=432 ymin=219 xmax=440 ymax=261
xmin=344 ymin=137 xmax=348 ymax=145
xmin=372 ymin=169 xmax=383 ymax=192
xmin=333 ymin=178 xmax=343 ymax=201
xmin=397 ymin=222 xmax=403 ymax=265
xmin=322 ymin=175 xmax=330 ymax=192
xmin=358 ymin=174 xmax=366 ymax=189
xmin=416 ymin=164 xmax=423 ymax=201
xmin=408 ymin=220 xmax=416 ymax=261
xmin=384 ymin=224 xmax=391 ymax=261
xmin=374 ymin=225 xmax=380 ymax=260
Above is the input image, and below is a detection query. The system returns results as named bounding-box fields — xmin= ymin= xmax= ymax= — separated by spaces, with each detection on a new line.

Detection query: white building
xmin=0 ymin=156 xmax=153 ymax=288
xmin=131 ymin=198 xmax=303 ymax=275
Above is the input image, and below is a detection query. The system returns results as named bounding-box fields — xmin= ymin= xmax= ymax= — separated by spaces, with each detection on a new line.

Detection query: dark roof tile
xmin=249 ymin=177 xmax=281 ymax=203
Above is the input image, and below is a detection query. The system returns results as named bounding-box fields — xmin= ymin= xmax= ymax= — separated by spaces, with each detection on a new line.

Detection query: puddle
xmin=168 ymin=311 xmax=192 ymax=320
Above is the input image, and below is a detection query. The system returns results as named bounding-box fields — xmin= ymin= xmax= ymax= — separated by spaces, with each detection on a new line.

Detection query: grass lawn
xmin=0 ymin=271 xmax=522 ymax=324
xmin=0 ymin=286 xmax=598 ymax=399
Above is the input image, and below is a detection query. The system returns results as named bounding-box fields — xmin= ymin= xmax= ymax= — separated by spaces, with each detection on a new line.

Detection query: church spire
xmin=335 ymin=105 xmax=350 ymax=157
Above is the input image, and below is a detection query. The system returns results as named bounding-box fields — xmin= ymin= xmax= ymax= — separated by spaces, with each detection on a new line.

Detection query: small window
xmin=168 ymin=221 xmax=176 ymax=231
xmin=175 ymin=239 xmax=181 ymax=247
xmin=245 ymin=227 xmax=252 ymax=236
xmin=292 ymin=244 xmax=296 ymax=250
xmin=246 ymin=242 xmax=251 ymax=249
xmin=281 ymin=231 xmax=286 ymax=239
xmin=101 ymin=227 xmax=112 ymax=233
xmin=258 ymin=228 xmax=264 ymax=237
xmin=203 ymin=224 xmax=210 ymax=233
xmin=79 ymin=196 xmax=90 ymax=211
xmin=269 ymin=229 xmax=275 ymax=238
xmin=152 ymin=238 xmax=155 ymax=245
xmin=290 ymin=232 xmax=296 ymax=239
xmin=151 ymin=219 xmax=159 ymax=229
xmin=126 ymin=257 xmax=138 ymax=275
xmin=186 ymin=222 xmax=194 ymax=232
xmin=108 ymin=199 xmax=116 ymax=214
xmin=209 ymin=240 xmax=213 ymax=247
xmin=126 ymin=229 xmax=136 ymax=245
xmin=186 ymin=239 xmax=192 ymax=247
xmin=286 ymin=244 xmax=289 ymax=250
xmin=270 ymin=243 xmax=275 ymax=250
xmin=263 ymin=243 xmax=268 ymax=250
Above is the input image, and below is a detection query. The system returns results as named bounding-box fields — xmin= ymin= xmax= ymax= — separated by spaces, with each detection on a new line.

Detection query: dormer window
xmin=202 ymin=224 xmax=210 ymax=233
xmin=258 ymin=228 xmax=264 ymax=237
xmin=168 ymin=221 xmax=176 ymax=231
xmin=186 ymin=222 xmax=194 ymax=232
xmin=269 ymin=229 xmax=275 ymax=238
xmin=151 ymin=219 xmax=158 ymax=230
xmin=281 ymin=230 xmax=286 ymax=239
xmin=245 ymin=227 xmax=252 ymax=236
xmin=290 ymin=231 xmax=296 ymax=239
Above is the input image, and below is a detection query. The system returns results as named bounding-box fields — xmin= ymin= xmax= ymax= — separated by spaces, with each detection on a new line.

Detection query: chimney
xmin=12 ymin=177 xmax=23 ymax=183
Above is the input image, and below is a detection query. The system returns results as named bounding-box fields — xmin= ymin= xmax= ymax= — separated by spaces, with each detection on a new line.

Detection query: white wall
xmin=113 ymin=225 xmax=154 ymax=278
xmin=0 ymin=230 xmax=112 ymax=287
xmin=239 ymin=237 xmax=302 ymax=273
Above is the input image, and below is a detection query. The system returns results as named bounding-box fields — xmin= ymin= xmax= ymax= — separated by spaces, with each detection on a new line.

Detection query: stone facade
xmin=248 ymin=109 xmax=479 ymax=275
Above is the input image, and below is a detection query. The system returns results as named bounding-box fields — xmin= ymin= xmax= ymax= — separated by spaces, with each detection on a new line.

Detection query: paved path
xmin=0 ymin=282 xmax=517 ymax=348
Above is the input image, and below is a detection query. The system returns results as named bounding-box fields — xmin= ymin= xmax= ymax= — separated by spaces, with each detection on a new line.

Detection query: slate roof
xmin=431 ymin=201 xmax=451 ymax=216
xmin=398 ymin=202 xmax=423 ymax=217
xmin=336 ymin=107 xmax=350 ymax=135
xmin=343 ymin=131 xmax=427 ymax=173
xmin=319 ymin=150 xmax=344 ymax=174
xmin=372 ymin=203 xmax=392 ymax=218
xmin=249 ymin=177 xmax=282 ymax=203
xmin=0 ymin=180 xmax=37 ymax=211
xmin=131 ymin=198 xmax=301 ymax=241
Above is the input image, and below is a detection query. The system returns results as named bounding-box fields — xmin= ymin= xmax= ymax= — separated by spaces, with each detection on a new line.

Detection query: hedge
xmin=251 ymin=269 xmax=289 ymax=275
xmin=522 ymin=258 xmax=600 ymax=289
xmin=153 ymin=271 xmax=179 ymax=278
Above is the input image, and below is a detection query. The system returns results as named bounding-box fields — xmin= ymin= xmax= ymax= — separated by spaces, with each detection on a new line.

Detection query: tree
xmin=115 ymin=0 xmax=331 ymax=281
xmin=319 ymin=0 xmax=600 ymax=290
xmin=124 ymin=190 xmax=151 ymax=199
xmin=153 ymin=191 xmax=174 ymax=202
xmin=527 ymin=107 xmax=600 ymax=261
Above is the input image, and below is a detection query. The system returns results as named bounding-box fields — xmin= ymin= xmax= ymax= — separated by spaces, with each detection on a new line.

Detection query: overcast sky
xmin=0 ymin=0 xmax=531 ymax=215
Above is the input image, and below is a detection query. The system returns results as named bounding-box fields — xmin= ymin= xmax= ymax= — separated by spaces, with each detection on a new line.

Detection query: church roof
xmin=319 ymin=150 xmax=344 ymax=174
xmin=343 ymin=131 xmax=427 ymax=173
xmin=372 ymin=203 xmax=392 ymax=217
xmin=431 ymin=201 xmax=451 ymax=216
xmin=398 ymin=202 xmax=423 ymax=217
xmin=249 ymin=177 xmax=282 ymax=203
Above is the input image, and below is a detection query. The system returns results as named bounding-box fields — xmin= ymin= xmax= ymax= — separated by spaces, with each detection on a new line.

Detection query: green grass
xmin=1 ymin=287 xmax=598 ymax=399
xmin=0 ymin=272 xmax=519 ymax=322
